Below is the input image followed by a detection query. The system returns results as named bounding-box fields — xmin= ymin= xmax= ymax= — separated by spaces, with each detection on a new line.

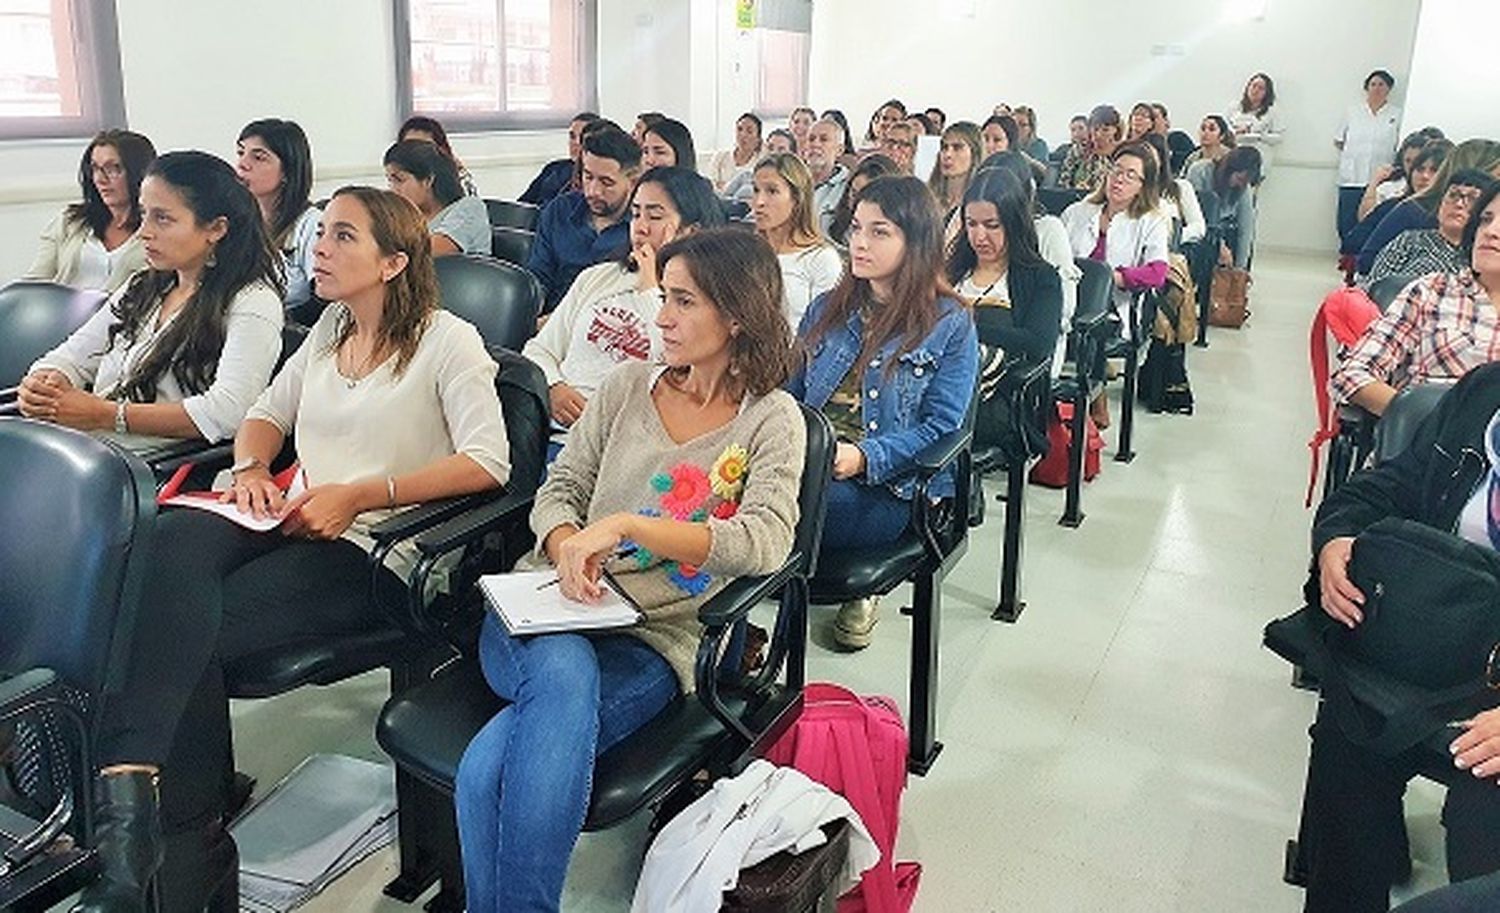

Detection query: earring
xmin=205 ymin=248 xmax=217 ymax=269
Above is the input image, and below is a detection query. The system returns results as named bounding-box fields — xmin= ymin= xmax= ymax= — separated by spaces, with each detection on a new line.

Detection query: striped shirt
xmin=1365 ymin=228 xmax=1465 ymax=288
xmin=1331 ymin=270 xmax=1499 ymax=404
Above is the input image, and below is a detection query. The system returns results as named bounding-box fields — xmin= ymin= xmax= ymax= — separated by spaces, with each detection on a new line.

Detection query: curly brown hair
xmin=655 ymin=228 xmax=792 ymax=399
xmin=324 ymin=186 xmax=438 ymax=375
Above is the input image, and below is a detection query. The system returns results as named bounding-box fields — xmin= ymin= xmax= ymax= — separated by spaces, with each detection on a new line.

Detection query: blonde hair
xmin=753 ymin=152 xmax=822 ymax=249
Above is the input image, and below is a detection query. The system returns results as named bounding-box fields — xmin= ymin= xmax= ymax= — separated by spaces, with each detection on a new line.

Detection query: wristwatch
xmin=229 ymin=456 xmax=265 ymax=478
xmin=114 ymin=400 xmax=128 ymax=435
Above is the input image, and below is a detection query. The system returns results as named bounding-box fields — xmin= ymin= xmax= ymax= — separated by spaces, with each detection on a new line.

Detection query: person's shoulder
xmin=594 ymin=359 xmax=656 ymax=405
xmin=230 ymin=281 xmax=288 ymax=321
xmin=745 ymin=386 xmax=802 ymax=429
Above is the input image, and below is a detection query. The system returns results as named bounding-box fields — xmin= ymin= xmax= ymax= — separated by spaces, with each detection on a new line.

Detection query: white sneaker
xmin=834 ymin=597 xmax=879 ymax=651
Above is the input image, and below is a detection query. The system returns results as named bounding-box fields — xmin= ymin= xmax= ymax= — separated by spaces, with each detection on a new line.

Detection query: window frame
xmin=393 ymin=0 xmax=599 ymax=134
xmin=0 ymin=0 xmax=127 ymax=141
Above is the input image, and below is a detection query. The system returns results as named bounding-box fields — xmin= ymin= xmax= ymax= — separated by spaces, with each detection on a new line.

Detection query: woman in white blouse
xmin=236 ymin=118 xmax=321 ymax=313
xmin=70 ymin=186 xmax=510 ymax=911
xmin=24 ymin=129 xmax=156 ymax=293
xmin=750 ymin=152 xmax=844 ymax=331
xmin=19 ymin=151 xmax=283 ymax=448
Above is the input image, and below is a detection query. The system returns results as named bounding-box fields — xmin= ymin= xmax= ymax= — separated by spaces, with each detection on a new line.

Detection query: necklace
xmin=339 ymin=340 xmax=380 ymax=389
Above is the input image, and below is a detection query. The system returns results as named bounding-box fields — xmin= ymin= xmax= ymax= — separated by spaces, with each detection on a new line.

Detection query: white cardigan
xmin=1059 ymin=199 xmax=1171 ymax=337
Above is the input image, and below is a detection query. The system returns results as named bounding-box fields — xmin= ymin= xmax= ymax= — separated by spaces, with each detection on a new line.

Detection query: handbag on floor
xmin=1209 ymin=267 xmax=1251 ymax=328
xmin=1028 ymin=401 xmax=1102 ymax=489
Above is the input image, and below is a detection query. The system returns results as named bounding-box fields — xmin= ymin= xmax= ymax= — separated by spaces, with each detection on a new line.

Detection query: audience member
xmin=25 ymin=129 xmax=156 ymax=293
xmin=924 ymin=107 xmax=947 ymax=133
xmin=806 ymin=117 xmax=852 ymax=236
xmin=1332 ymin=183 xmax=1500 ymax=414
xmin=1359 ymin=128 xmax=1446 ymax=222
xmin=1013 ymin=106 xmax=1048 ymax=162
xmin=1141 ymin=133 xmax=1206 ymax=245
xmin=383 ymin=140 xmax=491 ymax=257
xmin=723 ymin=129 xmax=797 ymax=202
xmin=863 ymin=99 xmax=907 ymax=150
xmin=236 ymin=118 xmax=320 ymax=311
xmin=1050 ymin=114 xmax=1090 ymax=166
xmin=929 ymin=121 xmax=983 ymax=216
xmin=524 ymin=167 xmax=723 ymax=443
xmin=709 ymin=112 xmax=763 ymax=191
xmin=789 ymin=175 xmax=978 ymax=650
xmin=993 ymin=103 xmax=1012 ymax=118
xmin=828 ymin=153 xmax=901 ymax=244
xmin=69 ymin=186 xmax=509 ymax=910
xmin=1335 ymin=69 xmax=1403 ymax=241
xmin=520 ymin=111 xmax=599 ymax=206
xmin=1182 ymin=114 xmax=1236 ymax=171
xmin=981 ymin=114 xmax=1018 ymax=159
xmin=1127 ymin=103 xmax=1155 ymax=142
xmin=906 ymin=113 xmax=937 ymax=137
xmin=456 ymin=228 xmax=803 ymax=913
xmin=1344 ymin=139 xmax=1451 ymax=262
xmin=880 ymin=121 xmax=918 ymax=174
xmin=640 ymin=117 xmax=697 ymax=171
xmin=1303 ymin=360 xmax=1500 ymax=913
xmin=945 ymin=167 xmax=1062 ymax=451
xmin=1357 ymin=140 xmax=1500 ymax=276
xmin=751 ymin=153 xmax=844 ymax=329
xmin=788 ymin=106 xmax=817 ymax=152
xmin=1061 ymin=142 xmax=1170 ymax=426
xmin=398 ymin=115 xmax=477 ymax=196
xmin=1186 ymin=146 xmax=1263 ymax=270
xmin=632 ymin=111 xmax=666 ymax=146
xmin=1366 ymin=169 xmax=1495 ymax=286
xmin=1059 ymin=105 xmax=1122 ymax=192
xmin=1151 ymin=103 xmax=1197 ymax=175
xmin=528 ymin=127 xmax=641 ymax=313
xmin=20 ymin=151 xmax=282 ymax=450
xmin=1228 ymin=72 xmax=1283 ymax=176
xmin=821 ymin=108 xmax=860 ymax=164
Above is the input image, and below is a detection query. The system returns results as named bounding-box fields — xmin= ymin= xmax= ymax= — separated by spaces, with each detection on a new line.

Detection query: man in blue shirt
xmin=520 ymin=111 xmax=599 ymax=207
xmin=528 ymin=126 xmax=639 ymax=313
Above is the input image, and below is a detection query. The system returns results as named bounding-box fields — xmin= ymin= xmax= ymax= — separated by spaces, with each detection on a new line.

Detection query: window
xmin=749 ymin=0 xmax=811 ymax=118
xmin=0 ymin=0 xmax=125 ymax=140
xmin=395 ymin=0 xmax=597 ymax=131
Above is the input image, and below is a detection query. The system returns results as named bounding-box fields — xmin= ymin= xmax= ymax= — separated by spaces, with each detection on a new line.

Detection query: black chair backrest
xmin=1368 ymin=274 xmax=1419 ymax=311
xmin=795 ymin=405 xmax=835 ymax=577
xmin=0 ymin=281 xmax=107 ymax=388
xmin=1372 ymin=384 xmax=1450 ymax=465
xmin=484 ymin=198 xmax=541 ymax=232
xmin=1073 ymin=258 xmax=1113 ymax=325
xmin=0 ymin=421 xmax=155 ymax=697
xmin=491 ymin=349 xmax=551 ymax=499
xmin=434 ymin=254 xmax=542 ymax=352
xmin=490 ymin=227 xmax=536 ymax=267
xmin=276 ymin=322 xmax=309 ymax=373
xmin=1037 ymin=188 xmax=1083 ymax=218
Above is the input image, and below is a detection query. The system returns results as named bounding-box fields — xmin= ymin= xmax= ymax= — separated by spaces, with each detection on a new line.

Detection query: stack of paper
xmin=229 ymin=754 xmax=397 ymax=912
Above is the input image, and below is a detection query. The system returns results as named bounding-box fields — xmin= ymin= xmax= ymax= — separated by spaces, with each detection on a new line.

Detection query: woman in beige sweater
xmin=25 ymin=129 xmax=155 ymax=292
xmin=456 ymin=227 xmax=806 ymax=913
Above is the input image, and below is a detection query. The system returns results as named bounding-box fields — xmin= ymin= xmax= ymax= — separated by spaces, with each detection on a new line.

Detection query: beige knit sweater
xmin=529 ymin=362 xmax=806 ymax=693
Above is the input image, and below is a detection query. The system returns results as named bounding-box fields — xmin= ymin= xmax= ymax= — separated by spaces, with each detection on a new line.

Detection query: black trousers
xmin=98 ymin=510 xmax=403 ymax=830
xmin=1337 ymin=186 xmax=1365 ymax=244
xmin=1302 ymin=702 xmax=1500 ymax=913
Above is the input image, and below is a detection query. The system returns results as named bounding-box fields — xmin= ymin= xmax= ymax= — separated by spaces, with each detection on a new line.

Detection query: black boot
xmin=71 ymin=769 xmax=163 ymax=913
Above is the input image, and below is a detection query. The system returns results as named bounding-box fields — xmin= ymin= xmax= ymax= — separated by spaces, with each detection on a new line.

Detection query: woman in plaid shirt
xmin=1332 ymin=183 xmax=1500 ymax=415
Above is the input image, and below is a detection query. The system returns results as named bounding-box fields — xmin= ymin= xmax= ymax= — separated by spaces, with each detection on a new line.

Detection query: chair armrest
xmin=0 ymin=386 xmax=17 ymax=413
xmin=0 ymin=668 xmax=58 ymax=720
xmin=1071 ymin=307 xmax=1114 ymax=336
xmin=368 ymin=488 xmax=508 ymax=548
xmin=909 ymin=424 xmax=973 ymax=479
xmin=147 ymin=441 xmax=234 ymax=482
xmin=696 ymin=558 xmax=801 ymax=630
xmin=408 ymin=489 xmax=537 ymax=559
xmin=997 ymin=359 xmax=1051 ymax=401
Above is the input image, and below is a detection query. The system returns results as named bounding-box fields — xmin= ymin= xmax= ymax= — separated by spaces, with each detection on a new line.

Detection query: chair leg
xmin=907 ymin=571 xmax=943 ymax=776
xmin=993 ymin=462 xmax=1027 ymax=623
xmin=1060 ymin=386 xmax=1088 ymax=528
xmin=1116 ymin=345 xmax=1139 ymax=464
xmin=383 ymin=769 xmax=442 ymax=903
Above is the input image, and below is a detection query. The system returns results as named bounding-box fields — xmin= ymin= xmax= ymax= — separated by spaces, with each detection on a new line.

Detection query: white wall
xmin=1402 ymin=0 xmax=1500 ymax=141
xmin=808 ymin=0 xmax=1424 ymax=255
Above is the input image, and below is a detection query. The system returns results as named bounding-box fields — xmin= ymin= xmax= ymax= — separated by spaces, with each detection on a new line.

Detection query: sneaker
xmin=834 ymin=597 xmax=879 ymax=651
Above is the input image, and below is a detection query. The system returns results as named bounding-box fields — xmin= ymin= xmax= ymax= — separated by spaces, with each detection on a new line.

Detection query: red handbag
xmin=1028 ymin=402 xmax=1102 ymax=488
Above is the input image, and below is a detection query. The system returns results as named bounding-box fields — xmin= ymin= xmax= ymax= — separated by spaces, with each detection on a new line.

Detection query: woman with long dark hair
xmin=399 ymin=114 xmax=478 ymax=195
xmin=828 ymin=153 xmax=901 ymax=245
xmin=25 ymin=129 xmax=156 ymax=292
xmin=790 ymin=175 xmax=978 ymax=650
xmin=384 ymin=139 xmax=492 ymax=256
xmin=236 ymin=118 xmax=320 ymax=310
xmin=19 ymin=151 xmax=283 ymax=447
xmin=640 ymin=117 xmax=698 ymax=171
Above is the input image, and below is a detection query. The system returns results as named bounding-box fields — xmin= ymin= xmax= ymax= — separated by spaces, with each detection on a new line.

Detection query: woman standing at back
xmin=1228 ymin=73 xmax=1283 ymax=176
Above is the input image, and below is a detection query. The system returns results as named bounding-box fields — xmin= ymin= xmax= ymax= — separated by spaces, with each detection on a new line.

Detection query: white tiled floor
xmin=223 ymin=251 xmax=1450 ymax=911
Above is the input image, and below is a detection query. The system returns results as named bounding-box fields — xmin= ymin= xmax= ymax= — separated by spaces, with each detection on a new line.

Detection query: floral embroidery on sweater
xmin=636 ymin=443 xmax=750 ymax=595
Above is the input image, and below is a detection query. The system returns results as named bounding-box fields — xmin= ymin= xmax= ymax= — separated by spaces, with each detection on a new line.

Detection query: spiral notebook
xmin=478 ymin=569 xmax=643 ymax=635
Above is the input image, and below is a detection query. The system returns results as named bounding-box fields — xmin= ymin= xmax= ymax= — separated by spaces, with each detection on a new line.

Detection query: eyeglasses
xmin=91 ymin=163 xmax=125 ymax=180
xmin=1108 ymin=164 xmax=1144 ymax=185
xmin=1445 ymin=187 xmax=1483 ymax=207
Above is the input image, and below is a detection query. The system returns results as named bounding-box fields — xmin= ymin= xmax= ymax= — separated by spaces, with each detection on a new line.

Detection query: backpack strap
xmin=1306 ymin=304 xmax=1338 ymax=507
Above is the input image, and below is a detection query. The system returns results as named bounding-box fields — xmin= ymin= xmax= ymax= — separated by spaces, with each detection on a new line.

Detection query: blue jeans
xmin=819 ymin=478 xmax=910 ymax=551
xmin=454 ymin=614 xmax=678 ymax=912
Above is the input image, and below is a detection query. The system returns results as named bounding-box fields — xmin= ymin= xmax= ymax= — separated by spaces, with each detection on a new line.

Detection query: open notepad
xmin=156 ymin=462 xmax=305 ymax=533
xmin=478 ymin=569 xmax=643 ymax=636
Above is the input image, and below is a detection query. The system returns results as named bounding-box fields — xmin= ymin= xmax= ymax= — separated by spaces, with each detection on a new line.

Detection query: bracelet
xmin=114 ymin=400 xmax=128 ymax=435
xmin=385 ymin=476 xmax=397 ymax=509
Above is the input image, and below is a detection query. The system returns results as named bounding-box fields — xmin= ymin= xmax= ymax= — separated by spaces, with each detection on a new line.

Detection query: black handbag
xmin=1300 ymin=517 xmax=1500 ymax=755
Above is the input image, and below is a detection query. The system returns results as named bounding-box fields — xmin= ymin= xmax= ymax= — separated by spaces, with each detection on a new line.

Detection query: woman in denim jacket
xmin=788 ymin=175 xmax=979 ymax=649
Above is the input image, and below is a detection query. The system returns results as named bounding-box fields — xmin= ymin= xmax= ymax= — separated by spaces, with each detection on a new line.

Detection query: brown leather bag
xmin=1209 ymin=267 xmax=1251 ymax=328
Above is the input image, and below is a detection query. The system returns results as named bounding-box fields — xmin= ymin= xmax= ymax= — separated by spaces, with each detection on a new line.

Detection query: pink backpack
xmin=1305 ymin=285 xmax=1382 ymax=506
xmin=764 ymin=683 xmax=920 ymax=913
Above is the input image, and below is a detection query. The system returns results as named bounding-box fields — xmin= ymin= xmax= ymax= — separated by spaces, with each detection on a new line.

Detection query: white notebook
xmin=479 ymin=569 xmax=644 ymax=636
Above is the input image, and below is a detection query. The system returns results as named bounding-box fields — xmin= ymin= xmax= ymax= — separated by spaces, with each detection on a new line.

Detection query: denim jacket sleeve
xmin=858 ymin=302 xmax=979 ymax=489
